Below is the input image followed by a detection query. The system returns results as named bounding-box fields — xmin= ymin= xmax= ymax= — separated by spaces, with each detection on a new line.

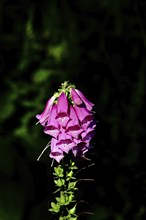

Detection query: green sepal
xmin=68 ymin=194 xmax=75 ymax=203
xmin=54 ymin=166 xmax=64 ymax=177
xmin=68 ymin=181 xmax=77 ymax=190
xmin=54 ymin=178 xmax=65 ymax=187
xmin=49 ymin=202 xmax=60 ymax=213
xmin=66 ymin=170 xmax=76 ymax=181
xmin=70 ymin=162 xmax=78 ymax=170
xmin=56 ymin=191 xmax=75 ymax=206
xmin=67 ymin=170 xmax=73 ymax=177
xmin=68 ymin=204 xmax=77 ymax=215
xmin=56 ymin=192 xmax=68 ymax=205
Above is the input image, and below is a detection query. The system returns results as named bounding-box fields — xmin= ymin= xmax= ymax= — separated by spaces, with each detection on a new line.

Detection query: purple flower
xmin=36 ymin=96 xmax=55 ymax=126
xmin=49 ymin=138 xmax=64 ymax=163
xmin=56 ymin=92 xmax=70 ymax=127
xmin=71 ymin=88 xmax=94 ymax=111
xmin=72 ymin=140 xmax=89 ymax=157
xmin=81 ymin=128 xmax=96 ymax=142
xmin=57 ymin=132 xmax=75 ymax=154
xmin=81 ymin=120 xmax=96 ymax=141
xmin=70 ymin=88 xmax=82 ymax=105
xmin=66 ymin=106 xmax=83 ymax=139
xmin=44 ymin=104 xmax=60 ymax=139
xmin=74 ymin=105 xmax=93 ymax=124
xmin=36 ymin=81 xmax=96 ymax=163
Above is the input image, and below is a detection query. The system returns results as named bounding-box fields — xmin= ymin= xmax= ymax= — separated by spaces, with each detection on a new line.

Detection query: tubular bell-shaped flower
xmin=49 ymin=138 xmax=64 ymax=163
xmin=71 ymin=88 xmax=94 ymax=111
xmin=57 ymin=132 xmax=75 ymax=154
xmin=66 ymin=105 xmax=83 ymax=139
xmin=81 ymin=120 xmax=96 ymax=141
xmin=36 ymin=96 xmax=55 ymax=126
xmin=72 ymin=139 xmax=89 ymax=157
xmin=36 ymin=81 xmax=96 ymax=163
xmin=70 ymin=88 xmax=83 ymax=105
xmin=56 ymin=92 xmax=70 ymax=127
xmin=44 ymin=104 xmax=60 ymax=139
xmin=74 ymin=104 xmax=93 ymax=124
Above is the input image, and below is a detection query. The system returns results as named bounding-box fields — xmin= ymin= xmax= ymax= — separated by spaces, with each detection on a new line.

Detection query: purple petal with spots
xmin=50 ymin=138 xmax=64 ymax=163
xmin=57 ymin=132 xmax=75 ymax=153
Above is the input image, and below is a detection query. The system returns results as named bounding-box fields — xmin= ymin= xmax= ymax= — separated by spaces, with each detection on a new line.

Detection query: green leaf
xmin=54 ymin=166 xmax=64 ymax=177
xmin=60 ymin=193 xmax=68 ymax=205
xmin=70 ymin=166 xmax=78 ymax=170
xmin=66 ymin=170 xmax=76 ymax=181
xmin=56 ymin=192 xmax=73 ymax=206
xmin=67 ymin=170 xmax=73 ymax=177
xmin=68 ymin=194 xmax=75 ymax=203
xmin=68 ymin=204 xmax=77 ymax=215
xmin=68 ymin=181 xmax=77 ymax=190
xmin=49 ymin=202 xmax=60 ymax=213
xmin=70 ymin=162 xmax=78 ymax=170
xmin=54 ymin=178 xmax=65 ymax=187
xmin=56 ymin=197 xmax=61 ymax=203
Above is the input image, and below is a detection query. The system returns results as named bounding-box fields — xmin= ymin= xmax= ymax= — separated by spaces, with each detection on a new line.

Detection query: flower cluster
xmin=36 ymin=82 xmax=96 ymax=163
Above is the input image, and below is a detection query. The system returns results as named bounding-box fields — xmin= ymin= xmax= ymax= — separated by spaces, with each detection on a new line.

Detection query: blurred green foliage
xmin=0 ymin=0 xmax=146 ymax=220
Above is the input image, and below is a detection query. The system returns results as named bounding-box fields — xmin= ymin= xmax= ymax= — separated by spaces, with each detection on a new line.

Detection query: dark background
xmin=0 ymin=0 xmax=146 ymax=219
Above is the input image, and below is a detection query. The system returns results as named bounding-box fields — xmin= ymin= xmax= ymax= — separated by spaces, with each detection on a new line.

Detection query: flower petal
xmin=75 ymin=89 xmax=94 ymax=111
xmin=44 ymin=104 xmax=60 ymax=138
xmin=36 ymin=96 xmax=55 ymax=126
xmin=56 ymin=92 xmax=70 ymax=127
xmin=57 ymin=132 xmax=75 ymax=153
xmin=50 ymin=138 xmax=64 ymax=163
xmin=70 ymin=88 xmax=83 ymax=105
xmin=81 ymin=128 xmax=96 ymax=141
xmin=74 ymin=105 xmax=93 ymax=124
xmin=72 ymin=140 xmax=88 ymax=157
xmin=66 ymin=106 xmax=83 ymax=139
